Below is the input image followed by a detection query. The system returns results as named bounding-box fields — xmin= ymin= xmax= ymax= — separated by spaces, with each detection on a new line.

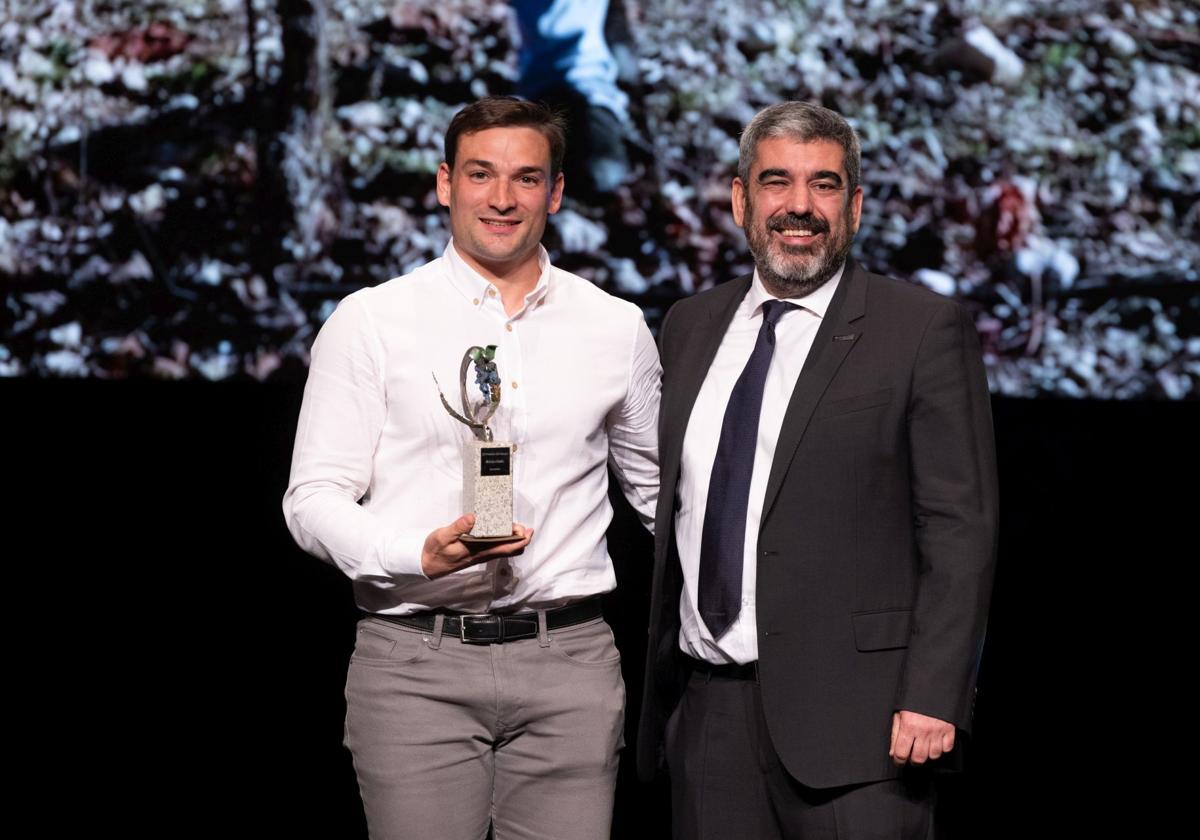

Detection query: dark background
xmin=10 ymin=382 xmax=1193 ymax=837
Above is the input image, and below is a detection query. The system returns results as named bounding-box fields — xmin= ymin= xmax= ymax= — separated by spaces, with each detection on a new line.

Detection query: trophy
xmin=433 ymin=345 xmax=514 ymax=541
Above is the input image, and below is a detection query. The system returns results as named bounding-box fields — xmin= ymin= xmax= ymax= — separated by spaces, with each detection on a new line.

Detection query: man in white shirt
xmin=283 ymin=97 xmax=660 ymax=840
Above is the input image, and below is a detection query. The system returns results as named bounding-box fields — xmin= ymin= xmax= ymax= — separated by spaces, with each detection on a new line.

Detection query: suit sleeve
xmin=894 ymin=299 xmax=999 ymax=732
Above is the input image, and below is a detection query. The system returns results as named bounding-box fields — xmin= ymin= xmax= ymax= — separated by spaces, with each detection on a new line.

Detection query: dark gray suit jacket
xmin=637 ymin=259 xmax=999 ymax=789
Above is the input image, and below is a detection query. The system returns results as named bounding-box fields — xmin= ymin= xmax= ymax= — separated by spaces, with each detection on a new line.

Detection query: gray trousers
xmin=344 ymin=613 xmax=624 ymax=840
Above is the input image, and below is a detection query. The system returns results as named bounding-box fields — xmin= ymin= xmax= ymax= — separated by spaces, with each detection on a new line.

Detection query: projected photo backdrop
xmin=1 ymin=0 xmax=1197 ymax=397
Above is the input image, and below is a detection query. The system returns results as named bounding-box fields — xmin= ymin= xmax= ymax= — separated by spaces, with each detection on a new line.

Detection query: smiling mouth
xmin=768 ymin=212 xmax=828 ymax=241
xmin=480 ymin=218 xmax=520 ymax=228
xmin=773 ymin=228 xmax=824 ymax=245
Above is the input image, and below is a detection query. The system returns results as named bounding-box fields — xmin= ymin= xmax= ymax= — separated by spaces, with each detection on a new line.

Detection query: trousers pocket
xmin=550 ymin=620 xmax=622 ymax=668
xmin=349 ymin=619 xmax=428 ymax=667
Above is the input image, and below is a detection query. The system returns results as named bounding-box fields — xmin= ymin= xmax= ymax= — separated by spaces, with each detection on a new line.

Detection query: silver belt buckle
xmin=459 ymin=614 xmax=501 ymax=643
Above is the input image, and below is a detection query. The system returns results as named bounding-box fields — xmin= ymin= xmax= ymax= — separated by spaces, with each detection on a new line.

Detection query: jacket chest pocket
xmin=814 ymin=388 xmax=893 ymax=420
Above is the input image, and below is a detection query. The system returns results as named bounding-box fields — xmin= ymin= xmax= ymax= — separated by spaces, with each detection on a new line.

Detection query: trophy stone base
xmin=463 ymin=440 xmax=514 ymax=539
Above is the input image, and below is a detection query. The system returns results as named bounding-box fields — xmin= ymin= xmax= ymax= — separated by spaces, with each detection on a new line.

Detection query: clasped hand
xmin=889 ymin=709 xmax=955 ymax=766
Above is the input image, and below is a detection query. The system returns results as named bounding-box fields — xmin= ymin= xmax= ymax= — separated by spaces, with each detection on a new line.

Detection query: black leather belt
xmin=368 ymin=598 xmax=603 ymax=644
xmin=687 ymin=656 xmax=759 ymax=681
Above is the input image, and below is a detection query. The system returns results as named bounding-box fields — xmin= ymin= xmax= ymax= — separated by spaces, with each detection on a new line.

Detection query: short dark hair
xmin=443 ymin=96 xmax=567 ymax=178
xmin=738 ymin=102 xmax=862 ymax=196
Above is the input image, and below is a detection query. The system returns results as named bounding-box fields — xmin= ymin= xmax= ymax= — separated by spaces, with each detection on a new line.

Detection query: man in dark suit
xmin=637 ymin=101 xmax=998 ymax=838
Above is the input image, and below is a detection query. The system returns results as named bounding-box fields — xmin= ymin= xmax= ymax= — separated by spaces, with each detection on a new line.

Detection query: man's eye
xmin=519 ymin=175 xmax=540 ymax=185
xmin=812 ymin=182 xmax=837 ymax=192
xmin=468 ymin=171 xmax=489 ymax=181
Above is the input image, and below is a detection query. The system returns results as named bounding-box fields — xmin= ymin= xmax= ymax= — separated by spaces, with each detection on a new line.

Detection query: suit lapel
xmin=659 ymin=275 xmax=752 ymax=502
xmin=760 ymin=260 xmax=868 ymax=527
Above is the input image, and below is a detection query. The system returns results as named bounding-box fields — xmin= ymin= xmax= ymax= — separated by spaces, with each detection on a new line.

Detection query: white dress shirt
xmin=283 ymin=241 xmax=660 ymax=614
xmin=676 ymin=265 xmax=844 ymax=664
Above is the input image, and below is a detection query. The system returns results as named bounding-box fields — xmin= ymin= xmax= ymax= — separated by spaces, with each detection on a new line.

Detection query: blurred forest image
xmin=1 ymin=0 xmax=1197 ymax=397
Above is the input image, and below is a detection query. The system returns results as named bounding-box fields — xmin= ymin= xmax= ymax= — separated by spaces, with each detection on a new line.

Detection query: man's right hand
xmin=420 ymin=514 xmax=533 ymax=579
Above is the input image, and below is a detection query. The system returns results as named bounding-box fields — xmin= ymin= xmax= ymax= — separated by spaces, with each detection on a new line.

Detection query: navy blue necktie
xmin=698 ymin=298 xmax=795 ymax=639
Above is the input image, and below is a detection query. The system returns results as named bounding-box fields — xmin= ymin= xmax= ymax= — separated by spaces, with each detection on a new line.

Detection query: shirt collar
xmin=443 ymin=239 xmax=552 ymax=311
xmin=747 ymin=261 xmax=845 ymax=320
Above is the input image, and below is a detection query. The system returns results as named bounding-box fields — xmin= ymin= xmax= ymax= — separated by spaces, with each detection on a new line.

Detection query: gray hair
xmin=737 ymin=102 xmax=862 ymax=196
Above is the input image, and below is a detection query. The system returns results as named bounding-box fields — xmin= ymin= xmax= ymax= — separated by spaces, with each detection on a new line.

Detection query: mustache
xmin=766 ymin=214 xmax=830 ymax=234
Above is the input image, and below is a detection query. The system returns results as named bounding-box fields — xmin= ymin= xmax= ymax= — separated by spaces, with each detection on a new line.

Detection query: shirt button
xmin=505 ymin=323 xmax=513 ymax=332
xmin=512 ymin=443 xmax=518 ymax=453
xmin=511 ymin=381 xmax=518 ymax=389
xmin=472 ymin=297 xmax=480 ymax=306
xmin=488 ymin=289 xmax=497 ymax=297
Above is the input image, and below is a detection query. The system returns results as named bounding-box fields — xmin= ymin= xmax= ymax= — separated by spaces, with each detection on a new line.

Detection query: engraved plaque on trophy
xmin=434 ymin=345 xmax=514 ymax=540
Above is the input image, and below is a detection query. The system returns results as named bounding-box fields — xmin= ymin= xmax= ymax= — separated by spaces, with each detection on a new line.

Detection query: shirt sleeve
xmin=281 ymin=294 xmax=430 ymax=583
xmin=606 ymin=311 xmax=662 ymax=534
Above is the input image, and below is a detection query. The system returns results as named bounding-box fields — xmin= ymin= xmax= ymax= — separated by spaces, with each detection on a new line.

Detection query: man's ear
xmin=436 ymin=162 xmax=452 ymax=208
xmin=731 ymin=178 xmax=746 ymax=227
xmin=548 ymin=171 xmax=564 ymax=214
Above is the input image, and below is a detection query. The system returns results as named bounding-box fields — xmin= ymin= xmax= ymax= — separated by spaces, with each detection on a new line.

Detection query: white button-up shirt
xmin=283 ymin=241 xmax=660 ymax=614
xmin=676 ymin=266 xmax=844 ymax=663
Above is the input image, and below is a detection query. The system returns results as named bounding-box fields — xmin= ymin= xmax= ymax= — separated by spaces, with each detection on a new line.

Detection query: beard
xmin=743 ymin=203 xmax=856 ymax=298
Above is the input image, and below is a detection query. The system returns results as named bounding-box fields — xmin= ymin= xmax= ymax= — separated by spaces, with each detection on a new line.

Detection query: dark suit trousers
xmin=666 ymin=670 xmax=935 ymax=840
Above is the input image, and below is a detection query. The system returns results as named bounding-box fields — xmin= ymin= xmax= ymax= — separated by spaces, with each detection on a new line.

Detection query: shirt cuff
xmin=383 ymin=526 xmax=432 ymax=580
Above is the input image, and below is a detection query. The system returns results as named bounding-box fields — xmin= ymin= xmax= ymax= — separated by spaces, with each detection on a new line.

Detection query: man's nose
xmin=785 ymin=183 xmax=814 ymax=216
xmin=489 ymin=178 xmax=516 ymax=212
